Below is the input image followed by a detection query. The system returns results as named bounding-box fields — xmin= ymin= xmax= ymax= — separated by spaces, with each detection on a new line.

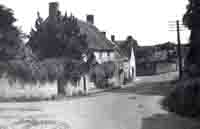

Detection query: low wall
xmin=0 ymin=74 xmax=111 ymax=99
xmin=0 ymin=78 xmax=57 ymax=99
xmin=156 ymin=62 xmax=177 ymax=74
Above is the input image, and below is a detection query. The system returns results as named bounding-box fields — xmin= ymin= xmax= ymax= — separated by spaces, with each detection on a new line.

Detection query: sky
xmin=1 ymin=0 xmax=190 ymax=46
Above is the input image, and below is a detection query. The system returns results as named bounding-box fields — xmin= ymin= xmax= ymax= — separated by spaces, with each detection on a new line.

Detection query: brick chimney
xmin=49 ymin=2 xmax=59 ymax=20
xmin=111 ymin=35 xmax=115 ymax=42
xmin=86 ymin=14 xmax=94 ymax=24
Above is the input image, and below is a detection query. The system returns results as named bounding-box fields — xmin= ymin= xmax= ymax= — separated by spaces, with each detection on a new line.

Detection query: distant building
xmin=134 ymin=42 xmax=189 ymax=76
xmin=112 ymin=36 xmax=137 ymax=81
xmin=114 ymin=40 xmax=187 ymax=76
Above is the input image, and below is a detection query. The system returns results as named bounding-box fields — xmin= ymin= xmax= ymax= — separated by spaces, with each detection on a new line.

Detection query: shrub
xmin=161 ymin=77 xmax=200 ymax=117
xmin=90 ymin=61 xmax=116 ymax=88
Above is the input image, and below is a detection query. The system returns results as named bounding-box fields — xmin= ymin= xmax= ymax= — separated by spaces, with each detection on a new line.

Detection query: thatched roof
xmin=77 ymin=20 xmax=114 ymax=51
xmin=32 ymin=15 xmax=115 ymax=52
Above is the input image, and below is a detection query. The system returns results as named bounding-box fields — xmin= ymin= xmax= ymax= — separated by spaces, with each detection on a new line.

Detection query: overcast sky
xmin=1 ymin=0 xmax=190 ymax=45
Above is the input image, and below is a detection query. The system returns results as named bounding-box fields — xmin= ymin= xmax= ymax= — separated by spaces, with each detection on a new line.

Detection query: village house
xmin=40 ymin=2 xmax=123 ymax=95
xmin=134 ymin=42 xmax=186 ymax=76
xmin=113 ymin=38 xmax=184 ymax=76
xmin=36 ymin=2 xmax=128 ymax=95
xmin=78 ymin=15 xmax=116 ymax=64
xmin=45 ymin=2 xmax=116 ymax=65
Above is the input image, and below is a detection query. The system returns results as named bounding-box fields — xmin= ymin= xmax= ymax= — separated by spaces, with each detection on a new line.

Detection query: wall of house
xmin=94 ymin=51 xmax=115 ymax=64
xmin=154 ymin=50 xmax=168 ymax=60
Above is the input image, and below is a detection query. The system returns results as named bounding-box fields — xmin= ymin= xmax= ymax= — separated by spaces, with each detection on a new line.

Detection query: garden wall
xmin=156 ymin=62 xmax=177 ymax=74
xmin=0 ymin=75 xmax=97 ymax=99
xmin=0 ymin=78 xmax=57 ymax=99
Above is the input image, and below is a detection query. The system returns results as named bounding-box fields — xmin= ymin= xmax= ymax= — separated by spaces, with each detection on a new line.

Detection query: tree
xmin=0 ymin=4 xmax=23 ymax=61
xmin=0 ymin=5 xmax=16 ymax=29
xmin=27 ymin=11 xmax=91 ymax=95
xmin=0 ymin=4 xmax=40 ymax=84
xmin=161 ymin=0 xmax=200 ymax=118
xmin=27 ymin=12 xmax=88 ymax=60
xmin=183 ymin=0 xmax=200 ymax=76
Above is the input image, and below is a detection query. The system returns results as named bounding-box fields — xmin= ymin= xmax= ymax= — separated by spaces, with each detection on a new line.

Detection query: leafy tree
xmin=27 ymin=12 xmax=88 ymax=60
xmin=183 ymin=0 xmax=200 ymax=76
xmin=161 ymin=0 xmax=200 ymax=118
xmin=27 ymin=11 xmax=91 ymax=95
xmin=0 ymin=4 xmax=22 ymax=61
xmin=0 ymin=5 xmax=16 ymax=29
xmin=0 ymin=4 xmax=39 ymax=84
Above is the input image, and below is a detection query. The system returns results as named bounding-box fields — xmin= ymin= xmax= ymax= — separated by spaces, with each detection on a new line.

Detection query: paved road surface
xmin=0 ymin=73 xmax=200 ymax=129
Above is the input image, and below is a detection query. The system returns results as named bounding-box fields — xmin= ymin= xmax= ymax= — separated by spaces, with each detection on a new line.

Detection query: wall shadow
xmin=0 ymin=107 xmax=42 ymax=112
xmin=141 ymin=113 xmax=200 ymax=129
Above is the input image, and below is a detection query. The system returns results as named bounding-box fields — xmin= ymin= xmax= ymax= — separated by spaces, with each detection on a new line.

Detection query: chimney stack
xmin=86 ymin=14 xmax=94 ymax=24
xmin=49 ymin=2 xmax=59 ymax=19
xmin=111 ymin=35 xmax=115 ymax=42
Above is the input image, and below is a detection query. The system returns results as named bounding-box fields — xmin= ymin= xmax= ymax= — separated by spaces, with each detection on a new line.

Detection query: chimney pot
xmin=86 ymin=14 xmax=94 ymax=24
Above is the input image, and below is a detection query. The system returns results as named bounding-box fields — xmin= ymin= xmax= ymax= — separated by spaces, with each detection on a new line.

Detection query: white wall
xmin=0 ymin=73 xmax=99 ymax=98
xmin=109 ymin=52 xmax=115 ymax=61
xmin=94 ymin=51 xmax=115 ymax=64
xmin=123 ymin=61 xmax=130 ymax=79
xmin=0 ymin=78 xmax=57 ymax=99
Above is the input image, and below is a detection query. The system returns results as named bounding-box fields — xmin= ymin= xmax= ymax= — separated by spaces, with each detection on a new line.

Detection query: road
xmin=0 ymin=73 xmax=200 ymax=129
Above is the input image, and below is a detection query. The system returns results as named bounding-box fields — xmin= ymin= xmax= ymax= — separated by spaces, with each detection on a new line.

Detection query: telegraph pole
xmin=176 ymin=20 xmax=183 ymax=79
xmin=168 ymin=20 xmax=186 ymax=80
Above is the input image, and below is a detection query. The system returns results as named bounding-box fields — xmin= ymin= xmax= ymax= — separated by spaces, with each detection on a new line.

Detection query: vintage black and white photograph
xmin=0 ymin=0 xmax=199 ymax=129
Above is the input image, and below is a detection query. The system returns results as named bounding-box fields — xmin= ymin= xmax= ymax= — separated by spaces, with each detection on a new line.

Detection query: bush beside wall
xmin=161 ymin=78 xmax=200 ymax=117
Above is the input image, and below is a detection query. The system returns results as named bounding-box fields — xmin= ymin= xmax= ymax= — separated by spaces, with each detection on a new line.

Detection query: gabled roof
xmin=77 ymin=20 xmax=114 ymax=51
